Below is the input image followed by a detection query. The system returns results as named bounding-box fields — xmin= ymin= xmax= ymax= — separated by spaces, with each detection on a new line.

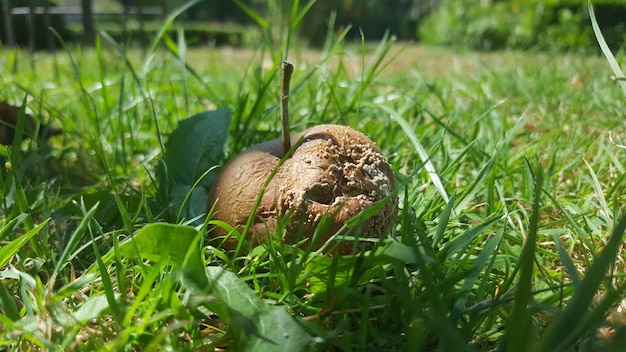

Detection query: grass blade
xmin=382 ymin=105 xmax=450 ymax=203
xmin=551 ymin=235 xmax=581 ymax=287
xmin=588 ymin=1 xmax=626 ymax=96
xmin=0 ymin=282 xmax=20 ymax=321
xmin=504 ymin=162 xmax=542 ymax=352
xmin=147 ymin=0 xmax=204 ymax=54
xmin=233 ymin=0 xmax=269 ymax=30
xmin=0 ymin=220 xmax=48 ymax=269
xmin=433 ymin=193 xmax=455 ymax=247
xmin=52 ymin=201 xmax=98 ymax=280
xmin=542 ymin=211 xmax=626 ymax=350
xmin=585 ymin=159 xmax=611 ymax=222
xmin=452 ymin=228 xmax=504 ymax=319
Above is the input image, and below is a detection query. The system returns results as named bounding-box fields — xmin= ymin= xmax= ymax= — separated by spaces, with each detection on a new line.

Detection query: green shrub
xmin=418 ymin=0 xmax=625 ymax=52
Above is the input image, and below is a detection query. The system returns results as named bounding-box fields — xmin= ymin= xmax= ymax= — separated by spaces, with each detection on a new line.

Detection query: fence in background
xmin=1 ymin=0 xmax=165 ymax=50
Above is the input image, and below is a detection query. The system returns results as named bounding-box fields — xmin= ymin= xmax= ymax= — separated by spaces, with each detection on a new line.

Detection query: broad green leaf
xmin=171 ymin=184 xmax=209 ymax=224
xmin=189 ymin=266 xmax=320 ymax=352
xmin=118 ymin=223 xmax=204 ymax=272
xmin=159 ymin=109 xmax=231 ymax=189
xmin=120 ymin=222 xmax=319 ymax=351
xmin=157 ymin=109 xmax=231 ymax=222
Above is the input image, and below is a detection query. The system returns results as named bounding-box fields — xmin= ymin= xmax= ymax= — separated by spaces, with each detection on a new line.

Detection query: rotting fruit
xmin=206 ymin=124 xmax=398 ymax=254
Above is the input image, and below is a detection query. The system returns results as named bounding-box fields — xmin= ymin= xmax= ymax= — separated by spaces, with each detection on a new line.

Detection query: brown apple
xmin=207 ymin=124 xmax=397 ymax=254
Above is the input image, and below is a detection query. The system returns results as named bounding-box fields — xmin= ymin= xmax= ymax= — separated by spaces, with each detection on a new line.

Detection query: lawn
xmin=1 ymin=9 xmax=626 ymax=351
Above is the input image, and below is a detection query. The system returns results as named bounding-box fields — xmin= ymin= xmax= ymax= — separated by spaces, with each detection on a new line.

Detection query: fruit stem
xmin=280 ymin=60 xmax=294 ymax=155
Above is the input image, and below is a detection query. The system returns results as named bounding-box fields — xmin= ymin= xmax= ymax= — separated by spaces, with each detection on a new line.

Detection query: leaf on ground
xmin=118 ymin=222 xmax=204 ymax=272
xmin=156 ymin=109 xmax=231 ymax=222
xmin=119 ymin=223 xmax=319 ymax=351
xmin=170 ymin=184 xmax=209 ymax=224
xmin=159 ymin=109 xmax=231 ymax=189
xmin=191 ymin=266 xmax=319 ymax=352
xmin=119 ymin=223 xmax=316 ymax=351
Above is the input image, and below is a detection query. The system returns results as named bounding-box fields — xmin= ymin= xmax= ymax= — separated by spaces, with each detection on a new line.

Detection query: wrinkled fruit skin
xmin=207 ymin=124 xmax=397 ymax=254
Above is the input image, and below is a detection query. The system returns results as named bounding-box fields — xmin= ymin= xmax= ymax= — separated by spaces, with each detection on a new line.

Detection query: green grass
xmin=2 ymin=2 xmax=626 ymax=350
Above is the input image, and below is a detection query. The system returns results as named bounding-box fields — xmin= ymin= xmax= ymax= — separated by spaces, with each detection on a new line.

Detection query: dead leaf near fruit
xmin=0 ymin=101 xmax=62 ymax=145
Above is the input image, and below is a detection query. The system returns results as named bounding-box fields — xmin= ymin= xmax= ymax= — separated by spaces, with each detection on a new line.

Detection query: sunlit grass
xmin=1 ymin=4 xmax=626 ymax=349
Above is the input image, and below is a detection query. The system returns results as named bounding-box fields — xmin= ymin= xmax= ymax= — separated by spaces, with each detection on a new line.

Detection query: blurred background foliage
xmin=0 ymin=0 xmax=624 ymax=52
xmin=0 ymin=0 xmax=74 ymax=49
xmin=418 ymin=0 xmax=626 ymax=52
